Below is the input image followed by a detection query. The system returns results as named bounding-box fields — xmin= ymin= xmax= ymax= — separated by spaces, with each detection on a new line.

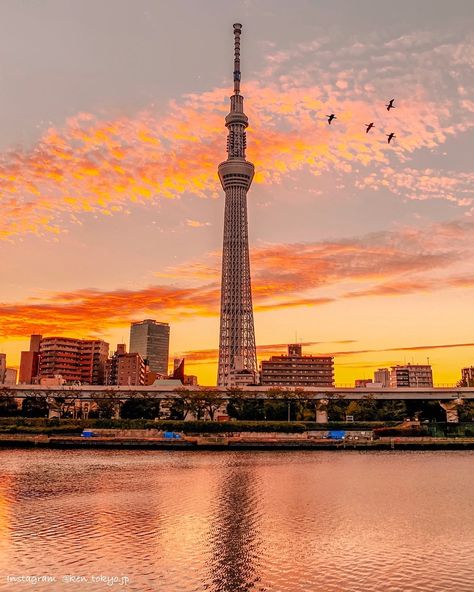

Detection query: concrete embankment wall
xmin=0 ymin=432 xmax=473 ymax=450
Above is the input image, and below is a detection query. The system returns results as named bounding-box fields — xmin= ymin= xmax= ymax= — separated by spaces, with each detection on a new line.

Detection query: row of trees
xmin=0 ymin=387 xmax=473 ymax=422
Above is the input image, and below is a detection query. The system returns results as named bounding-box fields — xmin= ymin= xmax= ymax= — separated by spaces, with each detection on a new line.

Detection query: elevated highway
xmin=2 ymin=385 xmax=474 ymax=401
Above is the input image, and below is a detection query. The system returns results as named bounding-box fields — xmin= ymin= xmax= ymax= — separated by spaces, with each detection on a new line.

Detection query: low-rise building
xmin=355 ymin=379 xmax=372 ymax=388
xmin=0 ymin=353 xmax=6 ymax=383
xmin=4 ymin=368 xmax=17 ymax=385
xmin=460 ymin=366 xmax=474 ymax=387
xmin=105 ymin=344 xmax=146 ymax=386
xmin=390 ymin=364 xmax=433 ymax=388
xmin=374 ymin=368 xmax=390 ymax=387
xmin=260 ymin=344 xmax=334 ymax=387
xmin=229 ymin=368 xmax=258 ymax=388
xmin=29 ymin=336 xmax=110 ymax=384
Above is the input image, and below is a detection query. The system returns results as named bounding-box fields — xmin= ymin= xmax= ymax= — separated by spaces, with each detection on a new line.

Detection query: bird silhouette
xmin=386 ymin=132 xmax=396 ymax=144
xmin=386 ymin=99 xmax=395 ymax=111
xmin=327 ymin=114 xmax=336 ymax=124
xmin=365 ymin=122 xmax=375 ymax=133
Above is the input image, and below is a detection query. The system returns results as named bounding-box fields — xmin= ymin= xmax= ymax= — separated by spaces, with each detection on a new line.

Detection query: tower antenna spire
xmin=233 ymin=23 xmax=242 ymax=94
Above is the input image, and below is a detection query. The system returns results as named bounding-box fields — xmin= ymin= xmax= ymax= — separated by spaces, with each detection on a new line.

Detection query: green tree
xmin=345 ymin=395 xmax=378 ymax=421
xmin=227 ymin=398 xmax=265 ymax=420
xmin=22 ymin=395 xmax=49 ymax=418
xmin=0 ymin=389 xmax=19 ymax=417
xmin=263 ymin=400 xmax=288 ymax=421
xmin=120 ymin=398 xmax=160 ymax=419
xmin=198 ymin=388 xmax=225 ymax=421
xmin=326 ymin=394 xmax=349 ymax=421
xmin=376 ymin=400 xmax=407 ymax=421
xmin=458 ymin=401 xmax=474 ymax=422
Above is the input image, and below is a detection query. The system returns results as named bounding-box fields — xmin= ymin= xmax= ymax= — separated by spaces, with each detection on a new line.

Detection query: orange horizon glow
xmin=1 ymin=25 xmax=474 ymax=387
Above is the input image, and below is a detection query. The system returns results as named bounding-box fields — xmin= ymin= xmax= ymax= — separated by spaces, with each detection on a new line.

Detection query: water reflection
xmin=0 ymin=450 xmax=473 ymax=592
xmin=207 ymin=460 xmax=261 ymax=592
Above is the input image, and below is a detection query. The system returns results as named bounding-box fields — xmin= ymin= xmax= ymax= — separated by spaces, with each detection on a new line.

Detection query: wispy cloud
xmin=1 ymin=221 xmax=472 ymax=338
xmin=357 ymin=167 xmax=474 ymax=207
xmin=186 ymin=219 xmax=211 ymax=228
xmin=163 ymin=219 xmax=472 ymax=292
xmin=179 ymin=340 xmax=358 ymax=365
xmin=1 ymin=32 xmax=474 ymax=238
xmin=180 ymin=340 xmax=474 ymax=367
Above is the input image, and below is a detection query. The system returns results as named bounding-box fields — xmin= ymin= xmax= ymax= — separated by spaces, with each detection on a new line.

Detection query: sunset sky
xmin=1 ymin=0 xmax=474 ymax=385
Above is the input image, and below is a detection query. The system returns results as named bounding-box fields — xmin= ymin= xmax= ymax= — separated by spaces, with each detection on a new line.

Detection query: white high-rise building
xmin=374 ymin=368 xmax=390 ymax=387
xmin=390 ymin=364 xmax=433 ymax=388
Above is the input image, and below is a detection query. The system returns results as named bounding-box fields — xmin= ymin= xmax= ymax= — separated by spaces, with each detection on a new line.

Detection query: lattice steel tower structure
xmin=217 ymin=23 xmax=258 ymax=387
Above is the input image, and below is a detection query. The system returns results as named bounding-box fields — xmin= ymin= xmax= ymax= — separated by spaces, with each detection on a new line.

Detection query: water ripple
xmin=0 ymin=450 xmax=473 ymax=591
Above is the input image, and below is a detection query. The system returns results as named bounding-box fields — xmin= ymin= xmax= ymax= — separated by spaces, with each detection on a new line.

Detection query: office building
xmin=260 ymin=344 xmax=334 ymax=387
xmin=19 ymin=335 xmax=41 ymax=384
xmin=4 ymin=368 xmax=17 ymax=385
xmin=105 ymin=344 xmax=146 ymax=386
xmin=129 ymin=319 xmax=170 ymax=375
xmin=0 ymin=354 xmax=6 ymax=383
xmin=19 ymin=335 xmax=42 ymax=384
xmin=460 ymin=366 xmax=474 ymax=387
xmin=390 ymin=364 xmax=433 ymax=388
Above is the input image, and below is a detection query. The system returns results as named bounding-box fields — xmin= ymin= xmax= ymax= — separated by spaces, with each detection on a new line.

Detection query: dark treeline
xmin=0 ymin=390 xmax=473 ymax=423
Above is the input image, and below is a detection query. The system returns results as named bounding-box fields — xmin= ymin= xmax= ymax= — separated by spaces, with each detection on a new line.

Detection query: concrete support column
xmin=47 ymin=397 xmax=60 ymax=419
xmin=316 ymin=399 xmax=328 ymax=424
xmin=113 ymin=402 xmax=122 ymax=420
xmin=439 ymin=400 xmax=461 ymax=424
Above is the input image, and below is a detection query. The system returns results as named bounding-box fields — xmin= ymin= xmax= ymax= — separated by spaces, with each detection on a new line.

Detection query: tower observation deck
xmin=217 ymin=23 xmax=258 ymax=387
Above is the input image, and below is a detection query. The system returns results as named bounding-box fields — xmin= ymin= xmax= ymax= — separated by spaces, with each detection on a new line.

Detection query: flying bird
xmin=386 ymin=132 xmax=396 ymax=144
xmin=365 ymin=122 xmax=375 ymax=133
xmin=386 ymin=99 xmax=395 ymax=111
xmin=327 ymin=114 xmax=336 ymax=124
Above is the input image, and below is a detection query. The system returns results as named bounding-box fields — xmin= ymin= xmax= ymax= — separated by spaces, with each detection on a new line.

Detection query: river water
xmin=0 ymin=449 xmax=473 ymax=591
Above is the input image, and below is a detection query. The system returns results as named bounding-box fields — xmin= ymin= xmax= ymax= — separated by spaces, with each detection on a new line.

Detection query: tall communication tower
xmin=217 ymin=23 xmax=258 ymax=386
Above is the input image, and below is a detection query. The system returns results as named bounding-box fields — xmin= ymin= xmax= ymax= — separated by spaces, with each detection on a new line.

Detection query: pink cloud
xmin=1 ymin=33 xmax=474 ymax=239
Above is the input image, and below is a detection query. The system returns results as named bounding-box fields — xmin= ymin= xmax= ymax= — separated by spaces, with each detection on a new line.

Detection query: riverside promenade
xmin=1 ymin=432 xmax=473 ymax=450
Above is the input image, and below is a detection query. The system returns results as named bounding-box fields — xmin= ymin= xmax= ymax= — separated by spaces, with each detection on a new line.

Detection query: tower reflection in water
xmin=206 ymin=462 xmax=262 ymax=592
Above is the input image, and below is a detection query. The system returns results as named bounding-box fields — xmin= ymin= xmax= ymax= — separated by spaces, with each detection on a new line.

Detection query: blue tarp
xmin=328 ymin=430 xmax=345 ymax=440
xmin=163 ymin=432 xmax=181 ymax=439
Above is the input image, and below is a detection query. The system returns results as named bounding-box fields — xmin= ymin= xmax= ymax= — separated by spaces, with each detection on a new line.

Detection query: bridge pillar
xmin=316 ymin=399 xmax=328 ymax=424
xmin=46 ymin=397 xmax=60 ymax=419
xmin=439 ymin=400 xmax=462 ymax=423
xmin=113 ymin=402 xmax=122 ymax=420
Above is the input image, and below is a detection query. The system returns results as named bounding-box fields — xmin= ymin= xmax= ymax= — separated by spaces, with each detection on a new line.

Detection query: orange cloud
xmin=0 ymin=284 xmax=219 ymax=338
xmin=2 ymin=34 xmax=474 ymax=239
xmin=164 ymin=220 xmax=469 ymax=291
xmin=1 ymin=221 xmax=471 ymax=339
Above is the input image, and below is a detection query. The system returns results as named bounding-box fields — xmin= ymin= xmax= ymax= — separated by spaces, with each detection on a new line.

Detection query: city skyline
xmin=1 ymin=1 xmax=474 ymax=385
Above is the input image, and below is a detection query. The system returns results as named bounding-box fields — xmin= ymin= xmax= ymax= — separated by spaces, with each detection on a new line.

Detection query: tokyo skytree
xmin=217 ymin=23 xmax=258 ymax=387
